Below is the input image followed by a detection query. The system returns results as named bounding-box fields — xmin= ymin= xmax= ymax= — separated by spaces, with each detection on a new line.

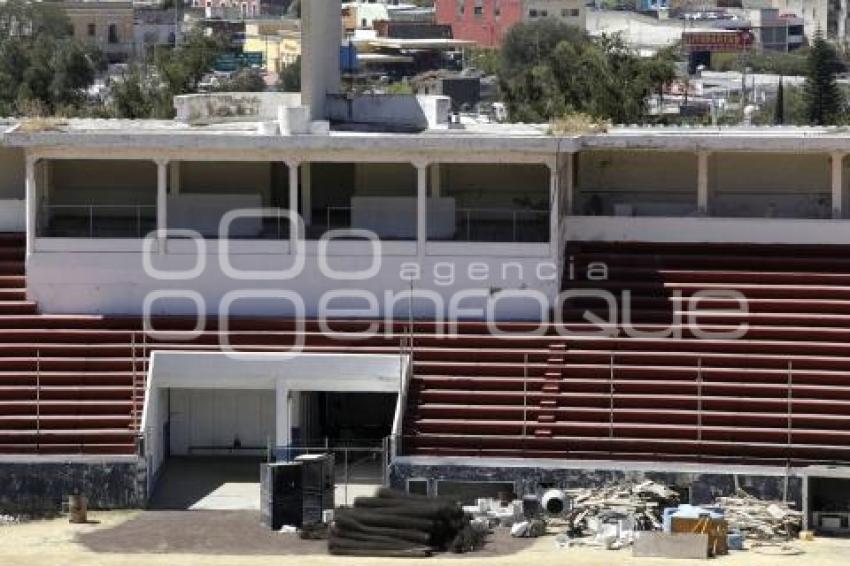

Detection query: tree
xmin=277 ymin=56 xmax=301 ymax=92
xmin=804 ymin=29 xmax=844 ymax=125
xmin=216 ymin=69 xmax=267 ymax=92
xmin=775 ymin=77 xmax=785 ymax=125
xmin=466 ymin=46 xmax=500 ymax=76
xmin=0 ymin=1 xmax=98 ymax=115
xmin=646 ymin=45 xmax=678 ymax=108
xmin=154 ymin=30 xmax=225 ymax=96
xmin=498 ymin=20 xmax=676 ymax=124
xmin=109 ymin=65 xmax=173 ymax=119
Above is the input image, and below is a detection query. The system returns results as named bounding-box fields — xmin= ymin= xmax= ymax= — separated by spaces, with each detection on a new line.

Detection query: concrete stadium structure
xmin=2 ymin=2 xmax=850 ymax=528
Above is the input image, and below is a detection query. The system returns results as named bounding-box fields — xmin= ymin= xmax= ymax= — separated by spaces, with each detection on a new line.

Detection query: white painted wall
xmin=27 ymin=241 xmax=556 ymax=320
xmin=169 ymin=388 xmax=275 ymax=456
xmin=141 ymin=351 xmax=407 ymax=481
xmin=565 ymin=215 xmax=850 ymax=244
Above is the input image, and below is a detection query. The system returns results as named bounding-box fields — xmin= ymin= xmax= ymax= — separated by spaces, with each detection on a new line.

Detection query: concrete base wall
xmin=0 ymin=458 xmax=147 ymax=516
xmin=326 ymin=95 xmax=450 ymax=131
xmin=174 ymin=92 xmax=303 ymax=125
xmin=389 ymin=458 xmax=802 ymax=508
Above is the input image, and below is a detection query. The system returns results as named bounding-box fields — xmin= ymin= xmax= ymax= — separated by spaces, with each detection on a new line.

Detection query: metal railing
xmin=508 ymin=353 xmax=809 ymax=466
xmin=39 ymin=204 xmax=297 ymax=240
xmin=574 ymin=190 xmax=833 ymax=219
xmin=278 ymin=441 xmax=390 ymax=505
xmin=40 ymin=204 xmax=157 ymax=238
xmin=455 ymin=208 xmax=549 ymax=242
xmin=318 ymin=205 xmax=549 ymax=242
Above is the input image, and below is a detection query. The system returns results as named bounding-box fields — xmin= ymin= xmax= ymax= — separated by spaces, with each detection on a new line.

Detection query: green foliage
xmin=774 ymin=77 xmax=785 ymax=125
xmin=109 ymin=65 xmax=173 ymax=119
xmin=386 ymin=82 xmax=414 ymax=95
xmin=109 ymin=30 xmax=226 ymax=119
xmin=711 ymin=50 xmax=809 ymax=76
xmin=804 ymin=30 xmax=845 ymax=125
xmin=215 ymin=69 xmax=267 ymax=93
xmin=0 ymin=1 xmax=98 ymax=116
xmin=466 ymin=47 xmax=500 ymax=76
xmin=277 ymin=56 xmax=301 ymax=92
xmin=498 ymin=20 xmax=677 ymax=124
xmin=752 ymin=84 xmax=809 ymax=126
xmin=154 ymin=30 xmax=225 ymax=96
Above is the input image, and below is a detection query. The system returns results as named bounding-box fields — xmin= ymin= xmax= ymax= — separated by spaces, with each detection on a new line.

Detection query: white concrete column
xmin=697 ymin=151 xmax=711 ymax=216
xmin=832 ymin=152 xmax=845 ymax=219
xmin=548 ymin=159 xmax=559 ymax=259
xmin=415 ymin=161 xmax=428 ymax=256
xmin=287 ymin=160 xmax=300 ymax=241
xmin=169 ymin=161 xmax=181 ymax=195
xmin=301 ymin=163 xmax=312 ymax=226
xmin=24 ymin=156 xmax=37 ymax=258
xmin=301 ymin=0 xmax=341 ymax=120
xmin=429 ymin=163 xmax=441 ymax=197
xmin=155 ymin=159 xmax=168 ymax=253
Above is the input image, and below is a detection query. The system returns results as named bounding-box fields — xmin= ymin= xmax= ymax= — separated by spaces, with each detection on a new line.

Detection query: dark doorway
xmin=300 ymin=392 xmax=396 ymax=447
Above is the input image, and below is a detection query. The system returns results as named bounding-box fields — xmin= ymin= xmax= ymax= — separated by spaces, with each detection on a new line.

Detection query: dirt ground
xmin=2 ymin=510 xmax=850 ymax=566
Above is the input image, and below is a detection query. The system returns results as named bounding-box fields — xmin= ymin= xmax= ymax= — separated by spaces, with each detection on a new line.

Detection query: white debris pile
xmin=461 ymin=498 xmax=525 ymax=528
xmin=510 ymin=519 xmax=547 ymax=538
xmin=561 ymin=481 xmax=680 ymax=548
xmin=0 ymin=513 xmax=24 ymax=526
xmin=712 ymin=490 xmax=802 ymax=540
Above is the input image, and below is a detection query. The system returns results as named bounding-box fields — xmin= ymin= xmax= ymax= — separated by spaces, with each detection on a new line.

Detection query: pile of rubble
xmin=712 ymin=490 xmax=802 ymax=541
xmin=449 ymin=480 xmax=803 ymax=554
xmin=0 ymin=513 xmax=24 ymax=526
xmin=563 ymin=481 xmax=680 ymax=538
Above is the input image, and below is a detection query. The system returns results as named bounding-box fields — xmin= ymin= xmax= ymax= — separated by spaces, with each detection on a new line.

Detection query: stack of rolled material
xmin=328 ymin=488 xmax=484 ymax=557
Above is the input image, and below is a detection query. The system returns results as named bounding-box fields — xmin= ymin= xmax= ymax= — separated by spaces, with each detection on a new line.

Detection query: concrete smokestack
xmin=301 ymin=0 xmax=342 ymax=121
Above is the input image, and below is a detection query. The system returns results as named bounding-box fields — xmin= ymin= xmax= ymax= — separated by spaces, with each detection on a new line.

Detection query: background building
xmin=435 ymin=0 xmax=586 ymax=47
xmin=63 ymin=0 xmax=135 ymax=63
xmin=243 ymin=18 xmax=301 ymax=74
xmin=190 ymin=0 xmax=260 ymax=19
xmin=133 ymin=6 xmax=182 ymax=58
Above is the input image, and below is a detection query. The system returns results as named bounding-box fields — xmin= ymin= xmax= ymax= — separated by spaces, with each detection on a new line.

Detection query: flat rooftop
xmin=6 ymin=120 xmax=850 ymax=153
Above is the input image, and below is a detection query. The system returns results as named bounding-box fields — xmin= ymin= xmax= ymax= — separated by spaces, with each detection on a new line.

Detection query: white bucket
xmin=278 ymin=105 xmax=310 ymax=135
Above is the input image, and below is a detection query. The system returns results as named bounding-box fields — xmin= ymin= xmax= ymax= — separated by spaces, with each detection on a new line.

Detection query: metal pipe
xmin=697 ymin=358 xmax=703 ymax=446
xmin=609 ymin=353 xmax=614 ymax=455
xmin=36 ymin=349 xmax=40 ymax=453
xmin=787 ymin=360 xmax=793 ymax=460
xmin=522 ymin=353 xmax=528 ymax=439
